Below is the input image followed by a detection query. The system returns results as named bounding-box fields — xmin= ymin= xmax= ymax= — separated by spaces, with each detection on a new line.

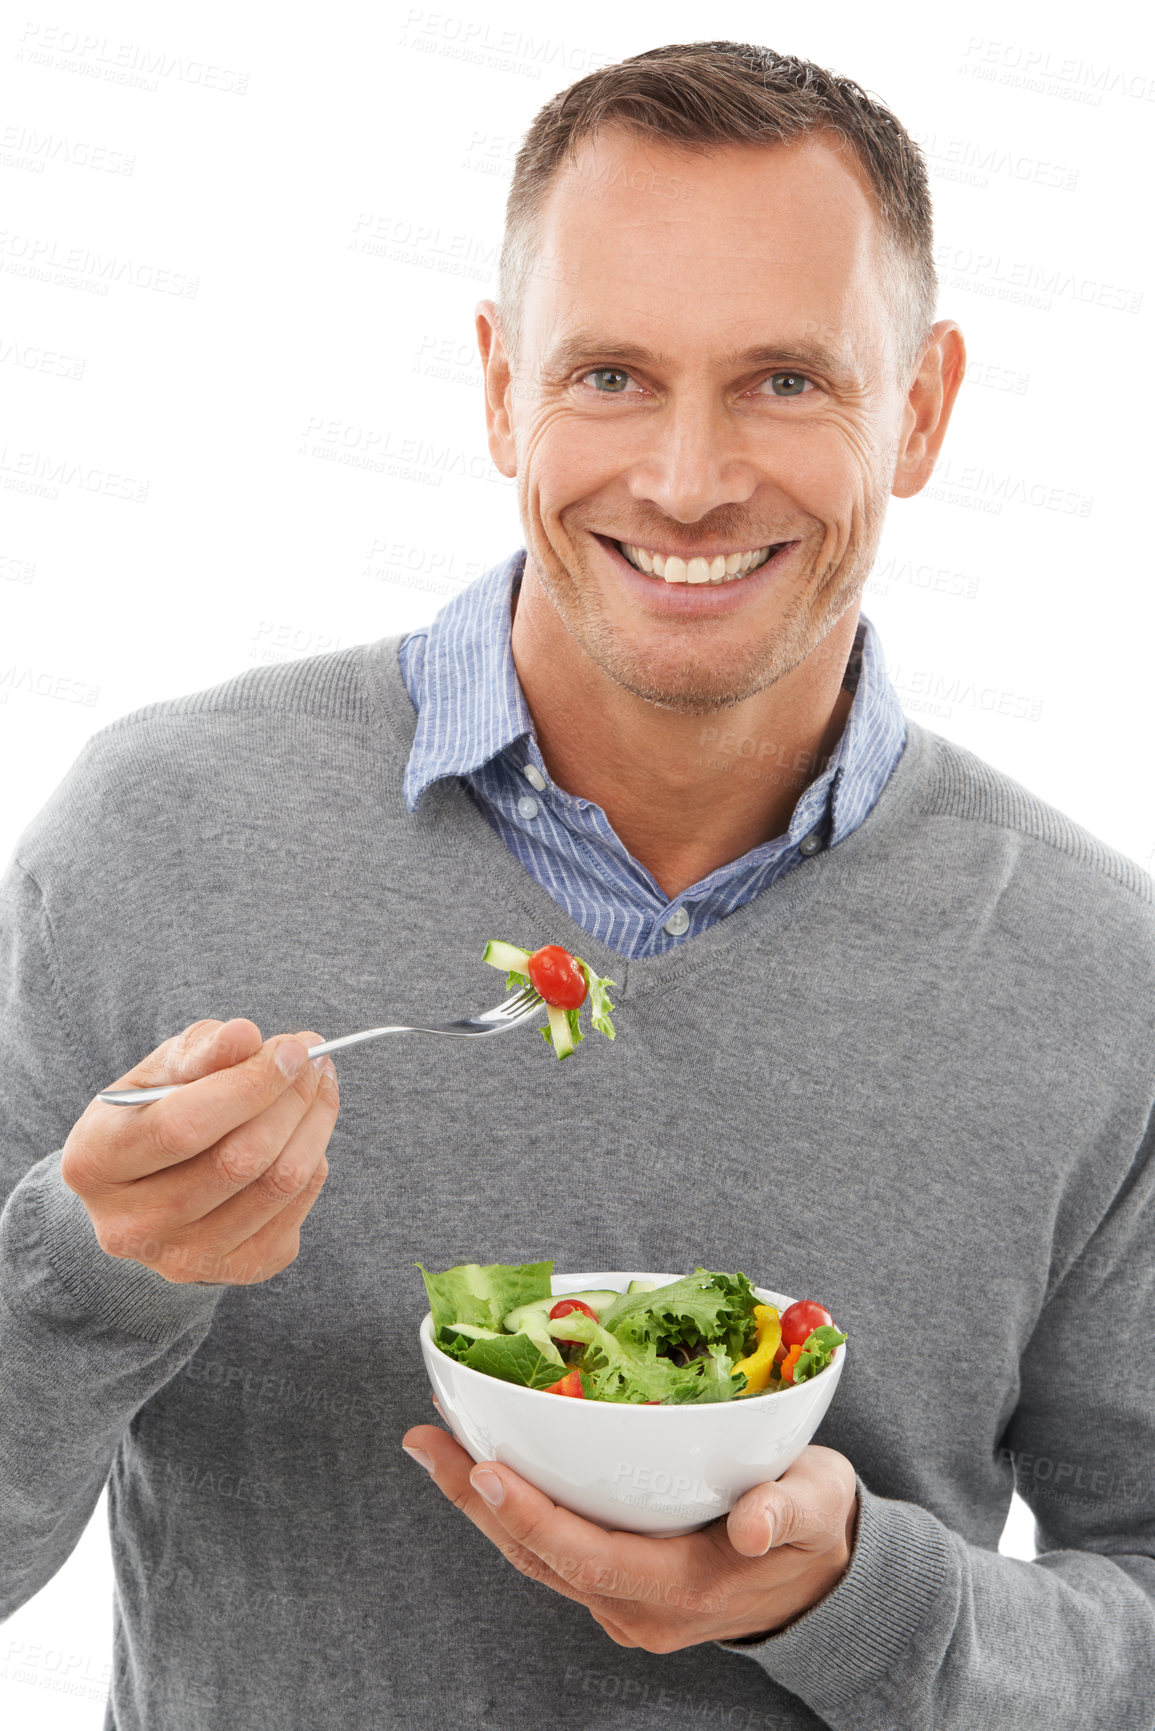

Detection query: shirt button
xmin=664 ymin=906 xmax=690 ymax=936
xmin=522 ymin=764 xmax=546 ymax=792
xmin=799 ymin=830 xmax=824 ymax=856
xmin=517 ymin=795 xmax=540 ymax=820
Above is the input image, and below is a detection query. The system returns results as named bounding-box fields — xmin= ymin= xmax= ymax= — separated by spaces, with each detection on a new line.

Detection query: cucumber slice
xmin=483 ymin=940 xmax=532 ymax=973
xmin=626 ymin=1279 xmax=657 ymax=1295
xmin=502 ymin=1297 xmax=553 ymax=1334
xmin=546 ymin=1002 xmax=575 ymax=1058
xmin=502 ymin=1288 xmax=620 ymax=1333
xmin=442 ymin=1322 xmax=503 ymax=1343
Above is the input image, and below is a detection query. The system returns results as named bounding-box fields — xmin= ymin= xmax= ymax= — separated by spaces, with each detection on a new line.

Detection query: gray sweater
xmin=1 ymin=635 xmax=1153 ymax=1731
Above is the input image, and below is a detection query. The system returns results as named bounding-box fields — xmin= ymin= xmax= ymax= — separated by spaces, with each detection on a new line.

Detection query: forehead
xmin=525 ymin=127 xmax=892 ymax=369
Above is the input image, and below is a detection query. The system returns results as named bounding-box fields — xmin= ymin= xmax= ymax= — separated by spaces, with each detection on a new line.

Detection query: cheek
xmin=517 ymin=409 xmax=622 ymax=526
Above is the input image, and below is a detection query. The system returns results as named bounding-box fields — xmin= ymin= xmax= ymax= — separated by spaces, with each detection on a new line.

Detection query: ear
xmin=475 ymin=301 xmax=518 ymax=479
xmin=891 ymin=322 xmax=967 ymax=498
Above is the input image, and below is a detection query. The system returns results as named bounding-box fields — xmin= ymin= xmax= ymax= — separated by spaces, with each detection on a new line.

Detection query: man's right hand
xmin=61 ymin=1018 xmax=339 ymax=1286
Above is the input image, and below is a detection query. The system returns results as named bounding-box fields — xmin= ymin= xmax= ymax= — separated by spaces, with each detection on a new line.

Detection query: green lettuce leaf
xmin=599 ymin=1268 xmax=758 ymax=1362
xmin=792 ymin=1325 xmax=848 ymax=1384
xmin=416 ymin=1259 xmax=553 ymax=1335
xmin=457 ymin=1331 xmax=566 ymax=1390
xmin=573 ymin=958 xmax=616 ymax=1039
xmin=547 ymin=1312 xmax=744 ymax=1405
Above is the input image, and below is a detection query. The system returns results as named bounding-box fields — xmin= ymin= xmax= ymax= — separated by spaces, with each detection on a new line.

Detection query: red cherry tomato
xmin=548 ymin=1296 xmax=598 ymax=1348
xmin=543 ymin=1369 xmax=584 ymax=1398
xmin=549 ymin=1298 xmax=598 ymax=1324
xmin=527 ymin=945 xmax=588 ymax=1010
xmin=779 ymin=1300 xmax=834 ymax=1348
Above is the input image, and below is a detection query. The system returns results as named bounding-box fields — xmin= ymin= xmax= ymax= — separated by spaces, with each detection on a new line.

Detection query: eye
xmin=578 ymin=367 xmax=640 ymax=394
xmin=759 ymin=372 xmax=816 ymax=398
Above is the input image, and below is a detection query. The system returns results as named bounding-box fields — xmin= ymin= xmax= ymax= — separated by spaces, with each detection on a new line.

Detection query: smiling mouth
xmin=611 ymin=539 xmax=788 ymax=584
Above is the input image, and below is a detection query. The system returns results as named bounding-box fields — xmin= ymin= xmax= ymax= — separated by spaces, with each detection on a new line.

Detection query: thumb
xmin=727 ymin=1481 xmax=805 ymax=1557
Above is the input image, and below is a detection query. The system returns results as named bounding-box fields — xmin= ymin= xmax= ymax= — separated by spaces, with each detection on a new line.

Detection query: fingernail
xmin=471 ymin=1469 xmax=504 ymax=1507
xmin=401 ymin=1445 xmax=433 ymax=1474
xmin=275 ymin=1041 xmax=306 ymax=1078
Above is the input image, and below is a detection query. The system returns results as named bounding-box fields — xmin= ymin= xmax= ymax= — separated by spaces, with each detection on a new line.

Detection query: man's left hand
xmin=400 ymin=1420 xmax=859 ymax=1652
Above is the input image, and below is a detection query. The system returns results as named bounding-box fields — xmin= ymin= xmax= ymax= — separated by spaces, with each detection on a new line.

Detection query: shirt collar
xmin=402 ymin=546 xmax=904 ymax=830
xmin=402 ymin=548 xmax=530 ymax=812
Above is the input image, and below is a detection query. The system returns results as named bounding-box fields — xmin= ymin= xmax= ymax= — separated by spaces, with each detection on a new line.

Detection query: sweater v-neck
xmin=358 ymin=631 xmax=933 ymax=1000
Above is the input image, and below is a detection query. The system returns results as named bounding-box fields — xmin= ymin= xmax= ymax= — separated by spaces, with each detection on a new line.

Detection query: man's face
xmin=488 ymin=128 xmax=930 ymax=714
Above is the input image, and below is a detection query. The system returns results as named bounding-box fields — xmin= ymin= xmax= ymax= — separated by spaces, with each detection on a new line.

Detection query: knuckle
xmin=60 ymin=1135 xmax=95 ymax=1194
xmin=210 ymin=1130 xmax=272 ymax=1191
xmin=254 ymin=1156 xmax=315 ymax=1204
xmin=151 ymin=1104 xmax=207 ymax=1162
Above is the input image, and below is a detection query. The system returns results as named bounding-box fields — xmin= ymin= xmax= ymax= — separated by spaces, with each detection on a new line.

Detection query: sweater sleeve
xmin=716 ymin=1108 xmax=1155 ymax=1730
xmin=0 ymin=853 xmax=224 ymax=1620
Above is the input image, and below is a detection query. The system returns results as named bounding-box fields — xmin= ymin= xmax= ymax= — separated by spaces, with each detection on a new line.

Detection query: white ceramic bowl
xmin=419 ymin=1270 xmax=846 ymax=1536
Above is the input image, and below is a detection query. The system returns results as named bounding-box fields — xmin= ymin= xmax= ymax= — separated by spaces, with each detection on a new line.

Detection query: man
xmin=2 ymin=40 xmax=1152 ymax=1731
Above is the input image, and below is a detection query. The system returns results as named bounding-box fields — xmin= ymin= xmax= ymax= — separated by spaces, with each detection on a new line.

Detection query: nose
xmin=625 ymin=390 xmax=760 ymax=524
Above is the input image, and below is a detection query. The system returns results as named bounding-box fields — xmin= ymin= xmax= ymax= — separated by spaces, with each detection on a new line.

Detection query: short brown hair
xmin=496 ymin=40 xmax=938 ymax=382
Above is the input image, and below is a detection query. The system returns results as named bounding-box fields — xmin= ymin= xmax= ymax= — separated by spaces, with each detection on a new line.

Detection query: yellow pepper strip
xmin=731 ymin=1304 xmax=782 ymax=1393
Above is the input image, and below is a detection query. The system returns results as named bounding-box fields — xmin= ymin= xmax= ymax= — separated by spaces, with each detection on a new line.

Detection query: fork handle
xmin=97 ymin=1025 xmax=413 ymax=1105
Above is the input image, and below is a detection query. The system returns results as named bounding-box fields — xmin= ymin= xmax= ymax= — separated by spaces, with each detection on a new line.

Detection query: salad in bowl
xmin=416 ymin=1261 xmax=848 ymax=1534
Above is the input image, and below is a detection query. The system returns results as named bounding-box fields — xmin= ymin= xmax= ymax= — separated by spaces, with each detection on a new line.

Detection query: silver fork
xmin=97 ymin=985 xmax=546 ymax=1105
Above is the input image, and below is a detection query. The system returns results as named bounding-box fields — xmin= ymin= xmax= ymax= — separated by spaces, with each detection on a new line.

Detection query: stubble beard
xmin=525 ymin=480 xmax=891 ymax=717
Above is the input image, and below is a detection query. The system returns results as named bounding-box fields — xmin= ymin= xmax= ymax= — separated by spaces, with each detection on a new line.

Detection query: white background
xmin=2 ymin=0 xmax=1152 ymax=1720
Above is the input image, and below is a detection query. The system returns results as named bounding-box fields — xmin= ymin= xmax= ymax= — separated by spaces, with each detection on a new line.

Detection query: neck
xmin=509 ymin=568 xmax=860 ymax=901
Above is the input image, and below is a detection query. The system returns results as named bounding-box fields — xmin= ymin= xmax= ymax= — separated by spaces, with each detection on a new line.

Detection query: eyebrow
xmin=540 ymin=331 xmax=859 ymax=384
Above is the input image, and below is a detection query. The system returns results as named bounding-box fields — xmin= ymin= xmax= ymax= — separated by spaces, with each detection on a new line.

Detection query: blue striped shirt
xmin=398 ymin=548 xmax=907 ymax=959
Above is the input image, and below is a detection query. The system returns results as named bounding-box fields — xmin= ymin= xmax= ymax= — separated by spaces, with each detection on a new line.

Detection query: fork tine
xmin=484 ymin=985 xmax=540 ymax=1021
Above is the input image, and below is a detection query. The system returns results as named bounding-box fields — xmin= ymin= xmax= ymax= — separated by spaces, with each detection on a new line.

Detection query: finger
xmin=176 ymin=1059 xmax=337 ymax=1258
xmin=587 ymin=1608 xmax=641 ymax=1647
xmin=420 ymin=1437 xmax=700 ymax=1614
xmin=88 ymin=1032 xmax=315 ymax=1183
xmin=726 ymin=1445 xmax=857 ymax=1558
xmin=115 ymin=1018 xmax=263 ymax=1090
xmin=400 ymin=1425 xmax=588 ymax=1605
xmin=200 ymin=1146 xmax=332 ymax=1285
xmin=124 ymin=1040 xmax=334 ymax=1229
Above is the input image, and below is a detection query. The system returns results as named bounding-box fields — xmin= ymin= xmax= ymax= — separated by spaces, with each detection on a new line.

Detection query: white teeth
xmin=619 ymin=542 xmax=775 ymax=583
